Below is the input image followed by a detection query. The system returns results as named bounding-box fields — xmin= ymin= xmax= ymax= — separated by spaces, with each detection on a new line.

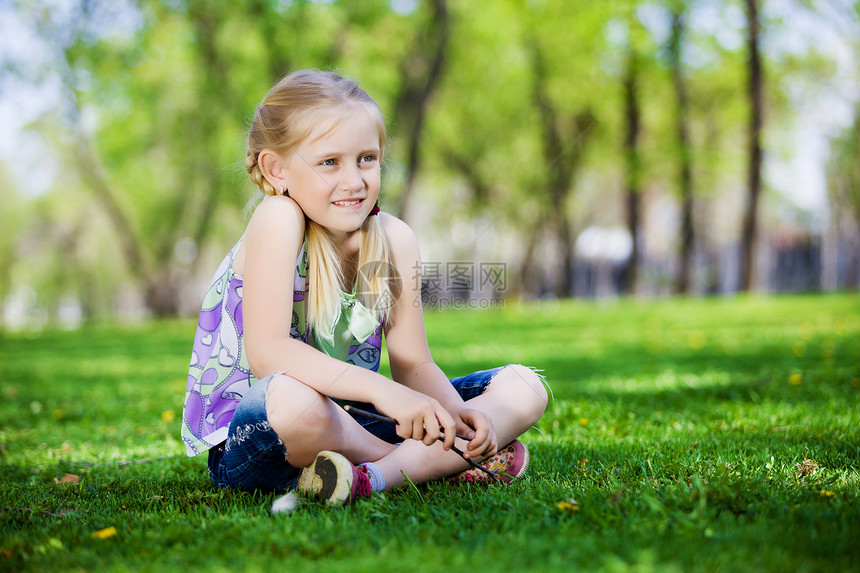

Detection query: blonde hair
xmin=245 ymin=70 xmax=398 ymax=332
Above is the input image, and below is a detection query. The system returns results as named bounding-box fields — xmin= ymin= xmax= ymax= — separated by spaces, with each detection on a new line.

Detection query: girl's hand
xmin=455 ymin=408 xmax=497 ymax=460
xmin=374 ymin=385 xmax=458 ymax=450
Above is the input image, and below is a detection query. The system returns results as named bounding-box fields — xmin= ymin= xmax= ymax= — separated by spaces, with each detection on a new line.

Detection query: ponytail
xmin=305 ymin=213 xmax=397 ymax=331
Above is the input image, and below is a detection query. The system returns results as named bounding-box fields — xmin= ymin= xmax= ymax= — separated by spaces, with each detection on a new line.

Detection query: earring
xmin=280 ymin=186 xmax=288 ymax=196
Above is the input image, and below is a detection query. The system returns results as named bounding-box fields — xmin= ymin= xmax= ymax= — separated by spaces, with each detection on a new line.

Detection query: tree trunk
xmin=528 ymin=37 xmax=596 ymax=298
xmin=558 ymin=211 xmax=575 ymax=296
xmin=740 ymin=0 xmax=764 ymax=292
xmin=394 ymin=0 xmax=449 ymax=221
xmin=671 ymin=9 xmax=695 ymax=294
xmin=72 ymin=129 xmax=148 ymax=285
xmin=519 ymin=229 xmax=542 ymax=296
xmin=622 ymin=45 xmax=642 ymax=296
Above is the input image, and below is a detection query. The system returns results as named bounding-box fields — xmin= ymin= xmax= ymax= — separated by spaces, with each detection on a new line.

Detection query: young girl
xmin=181 ymin=70 xmax=548 ymax=505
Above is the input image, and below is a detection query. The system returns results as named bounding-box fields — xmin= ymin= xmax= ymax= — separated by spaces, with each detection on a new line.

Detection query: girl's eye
xmin=321 ymin=159 xmax=336 ymax=166
xmin=360 ymin=155 xmax=376 ymax=163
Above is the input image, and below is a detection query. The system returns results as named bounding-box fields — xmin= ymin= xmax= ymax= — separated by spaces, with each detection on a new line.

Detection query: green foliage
xmin=2 ymin=0 xmax=856 ymax=312
xmin=2 ymin=295 xmax=859 ymax=571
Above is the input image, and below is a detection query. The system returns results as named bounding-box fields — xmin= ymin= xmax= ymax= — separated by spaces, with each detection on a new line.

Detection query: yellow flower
xmin=579 ymin=418 xmax=589 ymax=427
xmin=789 ymin=373 xmax=803 ymax=386
xmin=819 ymin=490 xmax=836 ymax=498
xmin=91 ymin=527 xmax=117 ymax=539
xmin=557 ymin=499 xmax=580 ymax=512
xmin=161 ymin=410 xmax=176 ymax=422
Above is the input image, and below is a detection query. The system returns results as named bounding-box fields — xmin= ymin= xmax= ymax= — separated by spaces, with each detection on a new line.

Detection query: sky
xmin=0 ymin=0 xmax=857 ymax=219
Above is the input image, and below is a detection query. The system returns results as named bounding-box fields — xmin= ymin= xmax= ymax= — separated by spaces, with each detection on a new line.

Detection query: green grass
xmin=1 ymin=294 xmax=859 ymax=572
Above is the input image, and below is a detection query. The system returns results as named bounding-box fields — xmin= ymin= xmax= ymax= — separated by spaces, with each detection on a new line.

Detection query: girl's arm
xmin=240 ymin=197 xmax=455 ymax=448
xmin=382 ymin=214 xmax=497 ymax=458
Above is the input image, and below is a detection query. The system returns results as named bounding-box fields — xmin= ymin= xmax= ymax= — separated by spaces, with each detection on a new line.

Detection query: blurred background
xmin=0 ymin=0 xmax=857 ymax=330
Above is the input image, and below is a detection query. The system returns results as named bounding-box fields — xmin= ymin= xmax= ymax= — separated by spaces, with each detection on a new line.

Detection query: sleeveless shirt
xmin=180 ymin=240 xmax=383 ymax=456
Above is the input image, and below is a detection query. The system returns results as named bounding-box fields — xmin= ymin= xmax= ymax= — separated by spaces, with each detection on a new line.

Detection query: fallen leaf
xmin=55 ymin=474 xmax=79 ymax=485
xmin=795 ymin=450 xmax=820 ymax=478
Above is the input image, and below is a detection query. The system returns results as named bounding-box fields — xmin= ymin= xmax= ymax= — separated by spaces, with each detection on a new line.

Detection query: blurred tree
xmin=670 ymin=0 xmax=749 ymax=295
xmin=390 ymin=0 xmax=449 ymax=220
xmin=739 ymin=0 xmax=764 ymax=291
xmin=669 ymin=2 xmax=695 ymax=294
xmin=0 ymin=164 xmax=30 ymax=328
xmin=1 ymin=0 xmax=852 ymax=320
xmin=528 ymin=35 xmax=598 ymax=297
xmin=826 ymin=104 xmax=860 ymax=290
xmin=5 ymin=0 xmax=281 ymax=316
xmin=621 ymin=7 xmax=646 ymax=296
xmin=426 ymin=0 xmax=614 ymax=297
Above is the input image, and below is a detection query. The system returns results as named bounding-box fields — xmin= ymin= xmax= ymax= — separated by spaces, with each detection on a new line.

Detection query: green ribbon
xmin=314 ymin=292 xmax=379 ymax=360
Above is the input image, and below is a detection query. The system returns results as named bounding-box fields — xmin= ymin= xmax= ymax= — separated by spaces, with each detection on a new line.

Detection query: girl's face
xmin=280 ymin=107 xmax=382 ymax=244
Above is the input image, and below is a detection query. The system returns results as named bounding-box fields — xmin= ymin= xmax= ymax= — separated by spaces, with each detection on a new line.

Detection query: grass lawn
xmin=1 ymin=294 xmax=859 ymax=572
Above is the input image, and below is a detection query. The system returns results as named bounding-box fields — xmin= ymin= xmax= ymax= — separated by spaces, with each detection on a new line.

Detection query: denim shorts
xmin=207 ymin=366 xmax=505 ymax=493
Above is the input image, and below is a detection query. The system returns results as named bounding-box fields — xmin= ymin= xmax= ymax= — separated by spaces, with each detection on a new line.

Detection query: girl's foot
xmin=297 ymin=450 xmax=372 ymax=505
xmin=451 ymin=440 xmax=530 ymax=484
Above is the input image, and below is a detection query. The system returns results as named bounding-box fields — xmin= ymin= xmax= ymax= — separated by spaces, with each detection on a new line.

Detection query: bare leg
xmin=264 ymin=374 xmax=397 ymax=468
xmin=265 ymin=364 xmax=547 ymax=489
xmin=372 ymin=364 xmax=548 ymax=487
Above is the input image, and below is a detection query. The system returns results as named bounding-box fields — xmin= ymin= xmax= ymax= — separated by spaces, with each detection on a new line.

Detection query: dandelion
xmin=577 ymin=458 xmax=588 ymax=467
xmin=792 ymin=341 xmax=807 ymax=358
xmin=579 ymin=418 xmax=589 ymax=427
xmin=789 ymin=373 xmax=803 ymax=386
xmin=161 ymin=410 xmax=176 ymax=422
xmin=820 ymin=490 xmax=836 ymax=498
xmin=91 ymin=527 xmax=117 ymax=539
xmin=557 ymin=498 xmax=580 ymax=513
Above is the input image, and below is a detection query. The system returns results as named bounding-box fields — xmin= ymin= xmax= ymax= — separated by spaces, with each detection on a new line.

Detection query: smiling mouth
xmin=332 ymin=199 xmax=364 ymax=207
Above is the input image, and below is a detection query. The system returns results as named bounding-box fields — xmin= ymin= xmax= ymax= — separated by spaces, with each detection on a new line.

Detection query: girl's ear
xmin=258 ymin=149 xmax=287 ymax=193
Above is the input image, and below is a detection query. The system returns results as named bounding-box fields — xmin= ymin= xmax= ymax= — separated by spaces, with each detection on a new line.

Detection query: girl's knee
xmin=265 ymin=375 xmax=332 ymax=440
xmin=497 ymin=364 xmax=549 ymax=415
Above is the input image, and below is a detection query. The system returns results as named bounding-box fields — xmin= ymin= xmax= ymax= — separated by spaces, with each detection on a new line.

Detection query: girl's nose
xmin=339 ymin=164 xmax=365 ymax=193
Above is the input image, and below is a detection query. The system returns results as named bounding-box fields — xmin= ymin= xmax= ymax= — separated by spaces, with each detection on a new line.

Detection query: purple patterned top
xmin=180 ymin=240 xmax=383 ymax=456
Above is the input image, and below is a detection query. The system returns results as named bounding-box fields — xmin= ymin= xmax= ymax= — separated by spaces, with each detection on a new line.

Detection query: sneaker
xmin=451 ymin=440 xmax=530 ymax=485
xmin=297 ymin=450 xmax=372 ymax=505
